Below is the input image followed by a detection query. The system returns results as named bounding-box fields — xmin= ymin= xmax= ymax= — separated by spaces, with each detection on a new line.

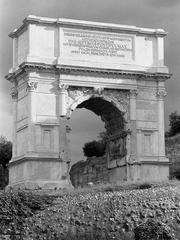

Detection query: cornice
xmin=57 ymin=65 xmax=172 ymax=80
xmin=5 ymin=62 xmax=172 ymax=82
xmin=9 ymin=22 xmax=28 ymax=39
xmin=5 ymin=62 xmax=57 ymax=81
xmin=9 ymin=15 xmax=167 ymax=39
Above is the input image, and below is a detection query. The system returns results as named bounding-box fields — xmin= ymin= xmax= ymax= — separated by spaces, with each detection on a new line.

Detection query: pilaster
xmin=129 ymin=89 xmax=138 ymax=160
xmin=58 ymin=83 xmax=68 ymax=117
xmin=11 ymin=83 xmax=18 ymax=159
xmin=128 ymin=89 xmax=138 ymax=180
xmin=57 ymin=83 xmax=70 ymax=176
xmin=156 ymin=89 xmax=167 ymax=158
xmin=26 ymin=80 xmax=38 ymax=152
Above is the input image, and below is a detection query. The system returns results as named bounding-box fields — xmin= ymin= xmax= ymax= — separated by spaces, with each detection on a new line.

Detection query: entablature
xmin=5 ymin=63 xmax=171 ymax=84
xmin=7 ymin=15 xmax=170 ymax=77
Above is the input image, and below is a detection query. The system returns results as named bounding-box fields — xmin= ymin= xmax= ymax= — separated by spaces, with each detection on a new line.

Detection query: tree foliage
xmin=83 ymin=140 xmax=106 ymax=157
xmin=167 ymin=111 xmax=180 ymax=137
xmin=134 ymin=219 xmax=176 ymax=240
xmin=0 ymin=136 xmax=12 ymax=168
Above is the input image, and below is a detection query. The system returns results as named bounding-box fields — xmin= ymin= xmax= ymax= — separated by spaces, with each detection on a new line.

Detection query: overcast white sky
xmin=0 ymin=0 xmax=180 ymax=162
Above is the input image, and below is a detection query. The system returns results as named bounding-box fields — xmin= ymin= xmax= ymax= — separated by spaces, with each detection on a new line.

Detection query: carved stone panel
xmin=108 ymin=134 xmax=127 ymax=161
xmin=67 ymin=87 xmax=129 ymax=114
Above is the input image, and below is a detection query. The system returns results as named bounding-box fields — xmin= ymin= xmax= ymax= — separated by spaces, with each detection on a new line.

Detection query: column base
xmin=129 ymin=158 xmax=169 ymax=182
xmin=108 ymin=158 xmax=169 ymax=183
xmin=7 ymin=180 xmax=72 ymax=190
xmin=7 ymin=156 xmax=73 ymax=190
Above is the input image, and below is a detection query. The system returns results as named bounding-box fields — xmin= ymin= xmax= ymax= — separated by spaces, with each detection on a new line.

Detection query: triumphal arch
xmin=6 ymin=15 xmax=171 ymax=189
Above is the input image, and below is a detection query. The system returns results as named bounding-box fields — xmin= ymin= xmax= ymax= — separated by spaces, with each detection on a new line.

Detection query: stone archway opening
xmin=77 ymin=97 xmax=125 ymax=136
xmin=68 ymin=108 xmax=105 ymax=163
xmin=69 ymin=96 xmax=128 ymax=187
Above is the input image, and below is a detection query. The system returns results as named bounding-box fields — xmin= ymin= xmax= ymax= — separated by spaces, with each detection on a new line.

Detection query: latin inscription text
xmin=63 ymin=29 xmax=133 ymax=60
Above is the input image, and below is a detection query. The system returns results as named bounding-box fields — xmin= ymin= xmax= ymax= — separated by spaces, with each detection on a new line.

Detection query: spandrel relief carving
xmin=68 ymin=87 xmax=129 ymax=111
xmin=68 ymin=86 xmax=92 ymax=100
xmin=103 ymin=89 xmax=129 ymax=111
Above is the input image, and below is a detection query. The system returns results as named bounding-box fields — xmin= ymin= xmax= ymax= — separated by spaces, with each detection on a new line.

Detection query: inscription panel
xmin=62 ymin=28 xmax=134 ymax=63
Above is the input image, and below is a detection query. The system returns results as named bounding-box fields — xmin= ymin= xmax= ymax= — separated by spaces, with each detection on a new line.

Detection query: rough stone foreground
xmin=1 ymin=183 xmax=180 ymax=239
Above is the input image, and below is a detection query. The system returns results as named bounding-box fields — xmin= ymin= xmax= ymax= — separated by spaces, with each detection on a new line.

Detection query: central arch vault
xmin=69 ymin=93 xmax=130 ymax=183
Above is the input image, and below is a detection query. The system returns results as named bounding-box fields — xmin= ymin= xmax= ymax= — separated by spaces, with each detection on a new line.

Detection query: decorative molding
xmin=5 ymin=62 xmax=172 ymax=82
xmin=9 ymin=156 xmax=62 ymax=167
xmin=9 ymin=15 xmax=167 ymax=39
xmin=16 ymin=124 xmax=28 ymax=132
xmin=59 ymin=65 xmax=171 ymax=80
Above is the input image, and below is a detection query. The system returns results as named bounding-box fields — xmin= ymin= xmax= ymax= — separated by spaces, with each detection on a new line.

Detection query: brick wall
xmin=70 ymin=135 xmax=180 ymax=187
xmin=70 ymin=156 xmax=109 ymax=188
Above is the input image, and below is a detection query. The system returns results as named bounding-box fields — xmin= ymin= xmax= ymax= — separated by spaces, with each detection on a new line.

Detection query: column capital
xmin=129 ymin=89 xmax=138 ymax=98
xmin=26 ymin=81 xmax=38 ymax=92
xmin=58 ymin=83 xmax=69 ymax=91
xmin=156 ymin=90 xmax=167 ymax=99
xmin=11 ymin=87 xmax=18 ymax=99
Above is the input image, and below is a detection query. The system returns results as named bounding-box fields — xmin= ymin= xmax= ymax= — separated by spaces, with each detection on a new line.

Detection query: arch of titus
xmin=6 ymin=15 xmax=171 ymax=189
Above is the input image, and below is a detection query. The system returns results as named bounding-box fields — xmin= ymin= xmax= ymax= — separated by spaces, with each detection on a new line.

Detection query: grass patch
xmin=0 ymin=190 xmax=56 ymax=237
xmin=55 ymin=179 xmax=180 ymax=196
xmin=1 ymin=180 xmax=180 ymax=239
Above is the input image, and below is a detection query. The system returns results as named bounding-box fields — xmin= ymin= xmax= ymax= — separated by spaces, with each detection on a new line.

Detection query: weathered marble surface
xmin=6 ymin=16 xmax=170 ymax=189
